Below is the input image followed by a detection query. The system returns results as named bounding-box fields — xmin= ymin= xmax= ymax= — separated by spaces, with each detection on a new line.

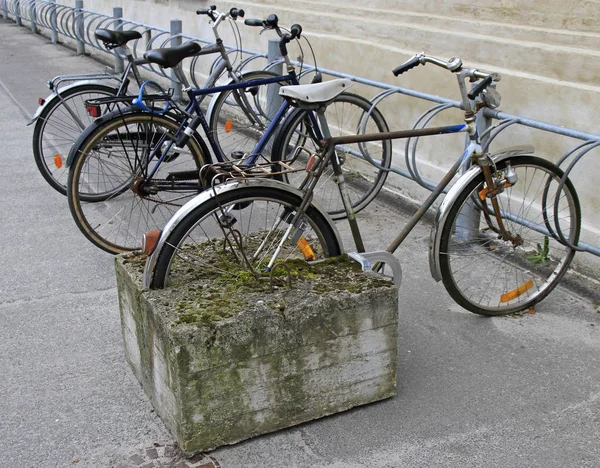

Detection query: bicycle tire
xmin=149 ymin=184 xmax=343 ymax=289
xmin=67 ymin=112 xmax=208 ymax=254
xmin=33 ymin=83 xmax=118 ymax=195
xmin=271 ymin=92 xmax=392 ymax=219
xmin=208 ymin=70 xmax=287 ymax=161
xmin=437 ymin=156 xmax=581 ymax=316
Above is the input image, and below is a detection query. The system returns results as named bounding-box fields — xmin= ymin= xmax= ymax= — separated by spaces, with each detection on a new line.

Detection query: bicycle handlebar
xmin=244 ymin=14 xmax=302 ymax=57
xmin=392 ymin=52 xmax=500 ymax=103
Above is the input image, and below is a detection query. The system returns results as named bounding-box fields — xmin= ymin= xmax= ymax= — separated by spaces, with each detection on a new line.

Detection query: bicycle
xmin=65 ymin=13 xmax=391 ymax=255
xmin=31 ymin=6 xmax=251 ymax=195
xmin=142 ymin=52 xmax=581 ymax=316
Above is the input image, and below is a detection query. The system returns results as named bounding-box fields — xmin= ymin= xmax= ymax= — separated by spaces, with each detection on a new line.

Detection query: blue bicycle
xmin=66 ymin=13 xmax=391 ymax=254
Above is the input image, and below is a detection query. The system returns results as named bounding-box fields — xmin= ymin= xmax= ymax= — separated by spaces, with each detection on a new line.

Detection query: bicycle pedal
xmin=348 ymin=251 xmax=402 ymax=289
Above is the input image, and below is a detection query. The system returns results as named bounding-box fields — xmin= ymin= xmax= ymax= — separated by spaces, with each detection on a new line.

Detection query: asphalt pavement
xmin=1 ymin=18 xmax=599 ymax=468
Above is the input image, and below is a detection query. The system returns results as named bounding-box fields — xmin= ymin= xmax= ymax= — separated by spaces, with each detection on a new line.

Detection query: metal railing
xmin=2 ymin=0 xmax=599 ymax=258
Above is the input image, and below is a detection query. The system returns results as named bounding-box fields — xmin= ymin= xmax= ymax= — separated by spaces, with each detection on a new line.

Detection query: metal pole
xmin=15 ymin=0 xmax=22 ymax=26
xmin=266 ymin=39 xmax=283 ymax=119
xmin=170 ymin=19 xmax=182 ymax=102
xmin=113 ymin=7 xmax=124 ymax=73
xmin=30 ymin=0 xmax=37 ymax=33
xmin=453 ymin=98 xmax=494 ymax=242
xmin=49 ymin=0 xmax=58 ymax=43
xmin=75 ymin=0 xmax=85 ymax=55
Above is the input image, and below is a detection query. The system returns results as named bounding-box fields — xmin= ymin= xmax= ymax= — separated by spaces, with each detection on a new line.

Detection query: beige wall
xmin=61 ymin=0 xmax=600 ymax=276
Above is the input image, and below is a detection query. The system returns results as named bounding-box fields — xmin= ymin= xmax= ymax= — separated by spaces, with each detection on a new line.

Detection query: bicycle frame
xmin=141 ymin=68 xmax=321 ymax=187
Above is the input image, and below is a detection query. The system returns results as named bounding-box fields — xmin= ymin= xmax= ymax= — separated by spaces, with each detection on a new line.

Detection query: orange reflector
xmin=500 ymin=279 xmax=534 ymax=303
xmin=296 ymin=236 xmax=316 ymax=261
xmin=38 ymin=97 xmax=45 ymax=106
xmin=224 ymin=120 xmax=233 ymax=133
xmin=142 ymin=230 xmax=161 ymax=255
xmin=306 ymin=155 xmax=316 ymax=171
xmin=53 ymin=154 xmax=63 ymax=168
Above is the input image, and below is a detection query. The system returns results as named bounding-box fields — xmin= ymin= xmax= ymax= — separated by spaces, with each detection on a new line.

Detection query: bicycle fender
xmin=65 ymin=107 xmax=212 ymax=168
xmin=142 ymin=178 xmax=345 ymax=289
xmin=428 ymin=147 xmax=535 ymax=282
xmin=28 ymin=81 xmax=118 ymax=126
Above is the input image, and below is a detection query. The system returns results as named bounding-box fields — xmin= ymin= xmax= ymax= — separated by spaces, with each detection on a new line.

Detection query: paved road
xmin=1 ymin=18 xmax=599 ymax=468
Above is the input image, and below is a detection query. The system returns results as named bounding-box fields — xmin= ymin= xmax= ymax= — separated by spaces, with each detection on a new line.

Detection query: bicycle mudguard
xmin=28 ymin=80 xmax=119 ymax=126
xmin=142 ymin=178 xmax=345 ymax=289
xmin=65 ymin=107 xmax=212 ymax=168
xmin=428 ymin=146 xmax=535 ymax=282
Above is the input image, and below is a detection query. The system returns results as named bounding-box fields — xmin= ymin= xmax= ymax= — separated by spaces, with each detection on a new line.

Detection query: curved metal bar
xmin=553 ymin=141 xmax=600 ymax=252
xmin=405 ymin=103 xmax=456 ymax=189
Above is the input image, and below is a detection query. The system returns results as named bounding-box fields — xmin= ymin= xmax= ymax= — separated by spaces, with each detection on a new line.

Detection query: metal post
xmin=454 ymin=108 xmax=494 ymax=242
xmin=75 ymin=0 xmax=85 ymax=55
xmin=170 ymin=19 xmax=182 ymax=102
xmin=113 ymin=7 xmax=124 ymax=73
xmin=15 ymin=0 xmax=22 ymax=26
xmin=49 ymin=0 xmax=58 ymax=43
xmin=266 ymin=39 xmax=283 ymax=119
xmin=30 ymin=0 xmax=37 ymax=33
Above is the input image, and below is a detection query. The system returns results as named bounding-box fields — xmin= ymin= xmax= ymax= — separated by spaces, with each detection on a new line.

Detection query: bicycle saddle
xmin=95 ymin=29 xmax=142 ymax=47
xmin=143 ymin=42 xmax=202 ymax=69
xmin=279 ymin=79 xmax=354 ymax=105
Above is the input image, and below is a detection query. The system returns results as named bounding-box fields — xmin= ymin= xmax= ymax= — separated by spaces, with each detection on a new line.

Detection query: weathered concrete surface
xmin=116 ymin=254 xmax=398 ymax=454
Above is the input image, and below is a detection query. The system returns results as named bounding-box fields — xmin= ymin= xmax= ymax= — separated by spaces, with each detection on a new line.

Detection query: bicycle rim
xmin=438 ymin=156 xmax=580 ymax=315
xmin=68 ymin=113 xmax=206 ymax=254
xmin=149 ymin=185 xmax=342 ymax=289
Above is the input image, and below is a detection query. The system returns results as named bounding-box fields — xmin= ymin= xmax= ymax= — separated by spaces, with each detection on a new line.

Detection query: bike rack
xmin=2 ymin=0 xmax=599 ymax=258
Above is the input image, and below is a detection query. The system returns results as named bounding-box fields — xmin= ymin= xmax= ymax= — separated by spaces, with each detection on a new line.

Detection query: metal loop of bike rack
xmin=2 ymin=0 xmax=599 ymax=258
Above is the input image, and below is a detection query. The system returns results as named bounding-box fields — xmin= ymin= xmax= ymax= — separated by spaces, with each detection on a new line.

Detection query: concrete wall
xmin=47 ymin=0 xmax=600 ymax=276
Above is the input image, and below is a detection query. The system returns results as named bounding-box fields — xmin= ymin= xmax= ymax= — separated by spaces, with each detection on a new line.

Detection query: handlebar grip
xmin=392 ymin=55 xmax=421 ymax=76
xmin=467 ymin=75 xmax=493 ymax=100
xmin=196 ymin=5 xmax=216 ymax=15
xmin=290 ymin=24 xmax=302 ymax=39
xmin=244 ymin=18 xmax=264 ymax=26
xmin=230 ymin=8 xmax=245 ymax=19
xmin=265 ymin=14 xmax=279 ymax=28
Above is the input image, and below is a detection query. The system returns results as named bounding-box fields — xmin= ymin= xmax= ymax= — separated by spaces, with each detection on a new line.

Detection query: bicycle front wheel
xmin=437 ymin=156 xmax=580 ymax=315
xmin=148 ymin=184 xmax=342 ymax=289
xmin=271 ymin=92 xmax=392 ymax=219
xmin=33 ymin=83 xmax=118 ymax=195
xmin=67 ymin=113 xmax=207 ymax=254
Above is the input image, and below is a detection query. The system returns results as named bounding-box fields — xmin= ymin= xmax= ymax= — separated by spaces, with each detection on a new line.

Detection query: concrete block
xmin=115 ymin=253 xmax=398 ymax=455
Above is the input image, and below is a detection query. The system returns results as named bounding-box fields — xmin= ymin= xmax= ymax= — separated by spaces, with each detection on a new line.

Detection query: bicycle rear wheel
xmin=67 ymin=113 xmax=207 ymax=254
xmin=437 ymin=156 xmax=580 ymax=315
xmin=271 ymin=92 xmax=392 ymax=219
xmin=148 ymin=184 xmax=342 ymax=289
xmin=33 ymin=83 xmax=117 ymax=195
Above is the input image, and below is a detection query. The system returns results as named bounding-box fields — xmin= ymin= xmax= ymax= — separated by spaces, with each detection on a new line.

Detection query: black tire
xmin=149 ymin=184 xmax=343 ymax=289
xmin=207 ymin=70 xmax=287 ymax=161
xmin=271 ymin=92 xmax=392 ymax=219
xmin=33 ymin=83 xmax=118 ymax=195
xmin=437 ymin=156 xmax=581 ymax=315
xmin=67 ymin=113 xmax=208 ymax=254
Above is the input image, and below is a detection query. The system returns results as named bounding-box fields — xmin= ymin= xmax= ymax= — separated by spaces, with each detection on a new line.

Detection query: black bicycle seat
xmin=95 ymin=29 xmax=142 ymax=47
xmin=143 ymin=42 xmax=202 ymax=69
